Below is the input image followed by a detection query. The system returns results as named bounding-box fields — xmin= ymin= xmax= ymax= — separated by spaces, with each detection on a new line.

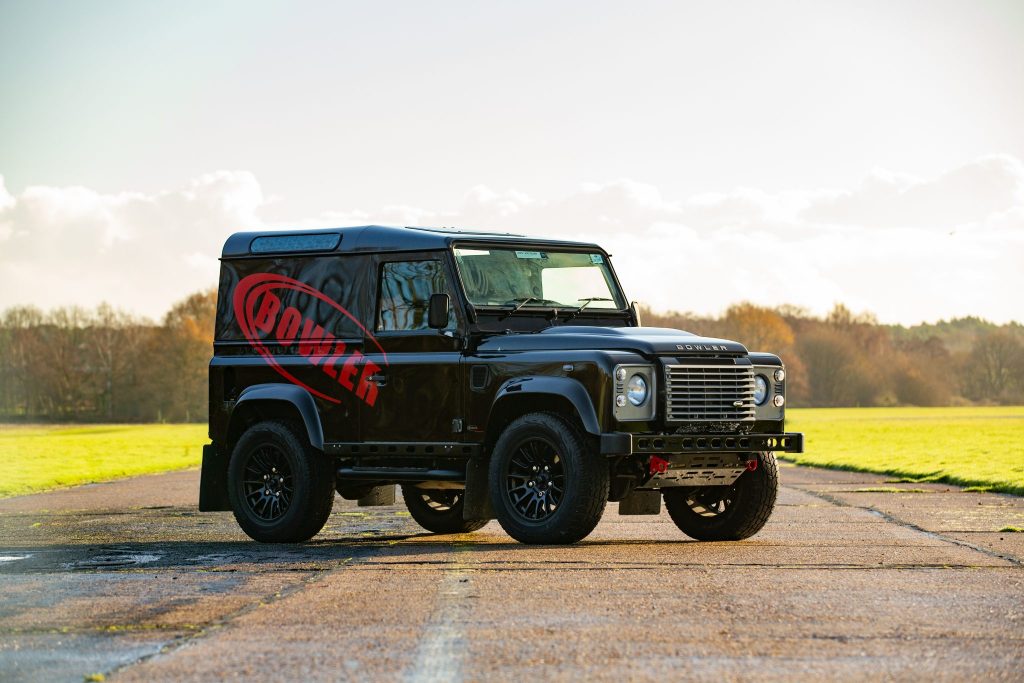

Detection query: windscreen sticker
xmin=233 ymin=273 xmax=388 ymax=407
xmin=514 ymin=250 xmax=546 ymax=259
xmin=590 ymin=254 xmax=604 ymax=264
xmin=454 ymin=248 xmax=490 ymax=258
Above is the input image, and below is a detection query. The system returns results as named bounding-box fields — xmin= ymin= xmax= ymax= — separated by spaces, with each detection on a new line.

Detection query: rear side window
xmin=377 ymin=260 xmax=455 ymax=331
xmin=216 ymin=256 xmax=365 ymax=342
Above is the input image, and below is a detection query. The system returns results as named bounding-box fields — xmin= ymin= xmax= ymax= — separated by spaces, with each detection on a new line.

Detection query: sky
xmin=1 ymin=0 xmax=1022 ymax=324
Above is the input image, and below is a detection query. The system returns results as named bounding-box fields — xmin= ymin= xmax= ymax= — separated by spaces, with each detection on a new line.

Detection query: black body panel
xmin=205 ymin=225 xmax=801 ymax=501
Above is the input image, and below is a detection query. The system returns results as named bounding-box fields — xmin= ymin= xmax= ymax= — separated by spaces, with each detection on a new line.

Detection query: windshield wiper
xmin=499 ymin=297 xmax=561 ymax=320
xmin=567 ymin=296 xmax=614 ymax=320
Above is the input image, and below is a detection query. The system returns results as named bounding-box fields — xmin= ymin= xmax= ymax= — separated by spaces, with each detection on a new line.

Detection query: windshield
xmin=453 ymin=246 xmax=626 ymax=310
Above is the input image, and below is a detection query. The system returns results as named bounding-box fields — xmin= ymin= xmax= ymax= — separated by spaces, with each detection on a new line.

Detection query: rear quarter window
xmin=216 ymin=256 xmax=368 ymax=342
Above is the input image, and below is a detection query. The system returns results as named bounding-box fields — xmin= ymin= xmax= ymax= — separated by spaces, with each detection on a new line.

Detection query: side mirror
xmin=428 ymin=293 xmax=450 ymax=329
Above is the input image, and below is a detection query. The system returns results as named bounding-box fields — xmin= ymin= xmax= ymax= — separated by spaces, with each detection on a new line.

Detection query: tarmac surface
xmin=1 ymin=462 xmax=1022 ymax=682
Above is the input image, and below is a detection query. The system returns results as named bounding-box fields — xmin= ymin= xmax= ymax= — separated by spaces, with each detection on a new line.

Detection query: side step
xmin=336 ymin=467 xmax=465 ymax=482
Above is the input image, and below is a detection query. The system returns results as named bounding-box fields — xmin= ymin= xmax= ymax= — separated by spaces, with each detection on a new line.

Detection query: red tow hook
xmin=745 ymin=458 xmax=759 ymax=472
xmin=649 ymin=456 xmax=670 ymax=475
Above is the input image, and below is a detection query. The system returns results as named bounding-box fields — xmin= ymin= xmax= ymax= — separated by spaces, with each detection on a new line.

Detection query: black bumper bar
xmin=600 ymin=432 xmax=803 ymax=456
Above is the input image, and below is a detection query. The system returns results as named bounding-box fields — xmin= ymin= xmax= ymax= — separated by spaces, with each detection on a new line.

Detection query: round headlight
xmin=753 ymin=375 xmax=769 ymax=405
xmin=626 ymin=374 xmax=648 ymax=406
xmin=774 ymin=368 xmax=786 ymax=382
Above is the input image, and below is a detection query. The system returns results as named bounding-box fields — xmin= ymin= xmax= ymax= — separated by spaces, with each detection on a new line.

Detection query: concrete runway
xmin=1 ymin=462 xmax=1022 ymax=682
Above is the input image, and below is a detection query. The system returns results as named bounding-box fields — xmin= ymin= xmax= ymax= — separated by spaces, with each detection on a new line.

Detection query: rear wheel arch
xmin=227 ymin=384 xmax=325 ymax=452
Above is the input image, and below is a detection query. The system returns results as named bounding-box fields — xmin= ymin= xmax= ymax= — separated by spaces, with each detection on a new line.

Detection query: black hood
xmin=476 ymin=326 xmax=747 ymax=356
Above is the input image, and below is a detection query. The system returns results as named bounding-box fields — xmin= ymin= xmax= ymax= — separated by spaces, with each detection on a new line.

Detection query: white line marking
xmin=0 ymin=555 xmax=31 ymax=562
xmin=407 ymin=563 xmax=471 ymax=683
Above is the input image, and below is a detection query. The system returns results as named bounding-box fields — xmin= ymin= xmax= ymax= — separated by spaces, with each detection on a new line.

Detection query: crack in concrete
xmin=101 ymin=557 xmax=355 ymax=680
xmin=795 ymin=487 xmax=1023 ymax=567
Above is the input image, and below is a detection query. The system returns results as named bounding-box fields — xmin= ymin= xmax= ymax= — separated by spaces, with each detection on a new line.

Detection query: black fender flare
xmin=232 ymin=383 xmax=325 ymax=451
xmin=490 ymin=376 xmax=601 ymax=436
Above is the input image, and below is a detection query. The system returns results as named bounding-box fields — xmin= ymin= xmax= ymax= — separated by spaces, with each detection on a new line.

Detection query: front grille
xmin=664 ymin=365 xmax=756 ymax=422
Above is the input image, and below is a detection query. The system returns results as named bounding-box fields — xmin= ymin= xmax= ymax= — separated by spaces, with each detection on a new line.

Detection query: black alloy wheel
xmin=683 ymin=485 xmax=736 ymax=518
xmin=401 ymin=485 xmax=488 ymax=534
xmin=504 ymin=437 xmax=566 ymax=522
xmin=227 ymin=420 xmax=335 ymax=543
xmin=663 ymin=451 xmax=778 ymax=541
xmin=241 ymin=444 xmax=294 ymax=522
xmin=489 ymin=412 xmax=609 ymax=545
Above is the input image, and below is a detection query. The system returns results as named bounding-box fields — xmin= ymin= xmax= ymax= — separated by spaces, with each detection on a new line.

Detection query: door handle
xmin=368 ymin=374 xmax=387 ymax=386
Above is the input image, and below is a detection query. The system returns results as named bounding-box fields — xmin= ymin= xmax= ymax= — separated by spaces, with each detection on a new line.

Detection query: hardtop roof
xmin=221 ymin=225 xmax=603 ymax=258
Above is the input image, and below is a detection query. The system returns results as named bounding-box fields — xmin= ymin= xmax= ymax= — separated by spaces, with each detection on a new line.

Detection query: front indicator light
xmin=615 ymin=395 xmax=627 ymax=407
xmin=773 ymin=394 xmax=785 ymax=407
xmin=774 ymin=368 xmax=786 ymax=382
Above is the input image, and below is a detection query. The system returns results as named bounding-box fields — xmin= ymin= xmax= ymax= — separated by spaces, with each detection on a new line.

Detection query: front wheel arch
xmin=486 ymin=390 xmax=598 ymax=456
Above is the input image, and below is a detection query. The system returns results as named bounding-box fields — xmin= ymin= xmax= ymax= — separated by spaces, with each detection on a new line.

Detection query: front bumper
xmin=600 ymin=432 xmax=803 ymax=456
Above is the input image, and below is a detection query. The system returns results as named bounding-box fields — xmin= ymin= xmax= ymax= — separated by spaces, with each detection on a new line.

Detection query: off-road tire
xmin=401 ymin=486 xmax=489 ymax=534
xmin=489 ymin=412 xmax=609 ymax=545
xmin=663 ymin=451 xmax=778 ymax=541
xmin=228 ymin=420 xmax=335 ymax=543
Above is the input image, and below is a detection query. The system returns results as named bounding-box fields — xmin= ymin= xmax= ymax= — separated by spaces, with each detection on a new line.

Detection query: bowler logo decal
xmin=233 ymin=273 xmax=388 ymax=407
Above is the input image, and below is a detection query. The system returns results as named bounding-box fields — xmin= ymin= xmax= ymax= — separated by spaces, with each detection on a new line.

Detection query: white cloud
xmin=0 ymin=171 xmax=265 ymax=320
xmin=0 ymin=156 xmax=1021 ymax=324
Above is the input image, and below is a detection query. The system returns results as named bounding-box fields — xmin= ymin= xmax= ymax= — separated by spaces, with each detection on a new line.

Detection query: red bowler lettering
xmin=233 ymin=273 xmax=388 ymax=406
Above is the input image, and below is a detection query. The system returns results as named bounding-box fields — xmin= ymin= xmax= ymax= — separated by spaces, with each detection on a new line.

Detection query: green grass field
xmin=784 ymin=406 xmax=1024 ymax=496
xmin=0 ymin=423 xmax=207 ymax=498
xmin=2 ymin=407 xmax=1022 ymax=498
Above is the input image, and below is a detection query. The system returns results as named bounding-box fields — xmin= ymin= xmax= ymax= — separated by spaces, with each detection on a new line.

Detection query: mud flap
xmin=198 ymin=444 xmax=231 ymax=512
xmin=357 ymin=485 xmax=396 ymax=507
xmin=618 ymin=490 xmax=662 ymax=515
xmin=462 ymin=458 xmax=494 ymax=521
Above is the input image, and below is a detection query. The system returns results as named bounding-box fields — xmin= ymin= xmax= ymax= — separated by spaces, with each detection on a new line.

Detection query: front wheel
xmin=663 ymin=451 xmax=778 ymax=541
xmin=401 ymin=486 xmax=488 ymax=534
xmin=489 ymin=413 xmax=609 ymax=545
xmin=227 ymin=420 xmax=335 ymax=543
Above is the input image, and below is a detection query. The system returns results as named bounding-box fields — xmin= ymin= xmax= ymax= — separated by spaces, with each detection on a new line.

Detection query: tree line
xmin=641 ymin=303 xmax=1024 ymax=408
xmin=0 ymin=291 xmax=214 ymax=422
xmin=0 ymin=291 xmax=1021 ymax=422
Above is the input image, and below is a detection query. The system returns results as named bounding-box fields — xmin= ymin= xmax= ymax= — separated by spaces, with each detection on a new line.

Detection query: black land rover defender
xmin=199 ymin=226 xmax=802 ymax=545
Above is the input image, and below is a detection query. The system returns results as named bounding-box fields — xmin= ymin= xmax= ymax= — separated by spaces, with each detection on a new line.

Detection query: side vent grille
xmin=470 ymin=365 xmax=490 ymax=391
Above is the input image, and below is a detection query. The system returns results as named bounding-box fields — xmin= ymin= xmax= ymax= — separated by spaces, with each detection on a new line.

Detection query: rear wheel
xmin=227 ymin=420 xmax=335 ymax=543
xmin=663 ymin=451 xmax=778 ymax=541
xmin=489 ymin=413 xmax=609 ymax=545
xmin=401 ymin=486 xmax=488 ymax=534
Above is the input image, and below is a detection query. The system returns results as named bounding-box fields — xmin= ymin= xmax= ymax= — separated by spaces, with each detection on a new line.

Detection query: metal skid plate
xmin=643 ymin=453 xmax=749 ymax=488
